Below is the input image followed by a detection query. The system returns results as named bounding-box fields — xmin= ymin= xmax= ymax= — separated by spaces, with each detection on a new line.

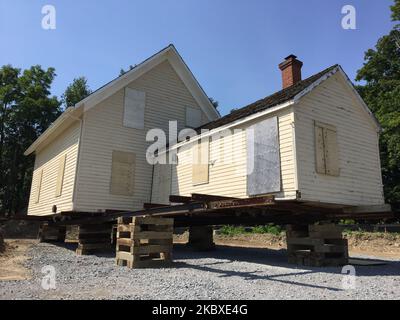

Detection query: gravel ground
xmin=0 ymin=242 xmax=399 ymax=300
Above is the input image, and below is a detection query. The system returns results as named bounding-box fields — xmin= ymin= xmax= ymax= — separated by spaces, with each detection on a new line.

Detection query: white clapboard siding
xmin=186 ymin=107 xmax=202 ymax=128
xmin=294 ymin=72 xmax=384 ymax=205
xmin=167 ymin=108 xmax=297 ymax=199
xmin=74 ymin=60 xmax=208 ymax=212
xmin=55 ymin=154 xmax=67 ymax=197
xmin=27 ymin=121 xmax=80 ymax=216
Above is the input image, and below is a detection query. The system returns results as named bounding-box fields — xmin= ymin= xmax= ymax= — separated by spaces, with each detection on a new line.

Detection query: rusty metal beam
xmin=207 ymin=196 xmax=275 ymax=210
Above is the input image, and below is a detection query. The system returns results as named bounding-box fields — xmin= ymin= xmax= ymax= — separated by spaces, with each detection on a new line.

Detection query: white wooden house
xmin=25 ymin=47 xmax=385 ymax=217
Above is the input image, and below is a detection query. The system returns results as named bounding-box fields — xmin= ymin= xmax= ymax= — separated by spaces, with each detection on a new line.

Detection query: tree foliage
xmin=62 ymin=76 xmax=92 ymax=108
xmin=0 ymin=65 xmax=61 ymax=215
xmin=356 ymin=0 xmax=400 ymax=203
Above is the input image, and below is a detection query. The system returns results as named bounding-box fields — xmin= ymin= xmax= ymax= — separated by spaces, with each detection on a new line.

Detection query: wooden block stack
xmin=116 ymin=216 xmax=173 ymax=268
xmin=38 ymin=223 xmax=66 ymax=243
xmin=76 ymin=224 xmax=113 ymax=255
xmin=286 ymin=224 xmax=348 ymax=267
xmin=188 ymin=226 xmax=215 ymax=251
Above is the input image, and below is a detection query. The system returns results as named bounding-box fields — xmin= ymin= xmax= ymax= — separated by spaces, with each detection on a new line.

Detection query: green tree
xmin=62 ymin=77 xmax=92 ymax=108
xmin=356 ymin=0 xmax=400 ymax=203
xmin=0 ymin=65 xmax=61 ymax=215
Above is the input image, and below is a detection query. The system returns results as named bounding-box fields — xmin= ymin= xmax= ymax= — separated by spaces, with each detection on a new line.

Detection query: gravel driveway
xmin=1 ymin=242 xmax=399 ymax=300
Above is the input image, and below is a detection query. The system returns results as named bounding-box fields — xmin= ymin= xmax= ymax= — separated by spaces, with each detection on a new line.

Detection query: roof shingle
xmin=199 ymin=64 xmax=339 ymax=130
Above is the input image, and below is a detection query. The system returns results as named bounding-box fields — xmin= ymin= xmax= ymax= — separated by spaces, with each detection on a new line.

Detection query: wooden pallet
xmin=76 ymin=224 xmax=113 ymax=255
xmin=286 ymin=224 xmax=348 ymax=267
xmin=116 ymin=217 xmax=173 ymax=268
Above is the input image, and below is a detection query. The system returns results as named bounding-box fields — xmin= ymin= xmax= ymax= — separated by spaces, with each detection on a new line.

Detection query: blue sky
xmin=0 ymin=0 xmax=396 ymax=116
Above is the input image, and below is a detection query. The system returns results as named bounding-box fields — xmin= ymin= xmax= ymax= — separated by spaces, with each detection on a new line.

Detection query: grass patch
xmin=343 ymin=230 xmax=400 ymax=241
xmin=218 ymin=224 xmax=283 ymax=236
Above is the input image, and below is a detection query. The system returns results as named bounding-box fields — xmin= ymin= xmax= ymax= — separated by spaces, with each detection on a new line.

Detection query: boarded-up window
xmin=55 ymin=155 xmax=67 ymax=197
xmin=186 ymin=107 xmax=202 ymax=128
xmin=123 ymin=88 xmax=145 ymax=129
xmin=315 ymin=121 xmax=340 ymax=176
xmin=192 ymin=138 xmax=209 ymax=185
xmin=247 ymin=117 xmax=281 ymax=196
xmin=35 ymin=169 xmax=43 ymax=203
xmin=110 ymin=151 xmax=136 ymax=196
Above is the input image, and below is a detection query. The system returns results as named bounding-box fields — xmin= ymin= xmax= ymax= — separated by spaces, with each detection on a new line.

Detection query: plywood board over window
xmin=314 ymin=121 xmax=340 ymax=176
xmin=247 ymin=116 xmax=281 ymax=196
xmin=55 ymin=154 xmax=67 ymax=197
xmin=110 ymin=151 xmax=136 ymax=196
xmin=192 ymin=138 xmax=209 ymax=185
xmin=123 ymin=88 xmax=145 ymax=129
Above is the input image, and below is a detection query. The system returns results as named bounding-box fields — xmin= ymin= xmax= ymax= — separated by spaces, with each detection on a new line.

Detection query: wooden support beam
xmin=343 ymin=204 xmax=392 ymax=214
xmin=143 ymin=203 xmax=170 ymax=209
xmin=190 ymin=193 xmax=239 ymax=202
xmin=207 ymin=196 xmax=275 ymax=210
xmin=169 ymin=195 xmax=193 ymax=203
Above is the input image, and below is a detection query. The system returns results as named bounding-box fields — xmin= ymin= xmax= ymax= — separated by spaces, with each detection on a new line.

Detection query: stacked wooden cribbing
xmin=286 ymin=224 xmax=348 ymax=267
xmin=38 ymin=223 xmax=66 ymax=243
xmin=116 ymin=217 xmax=173 ymax=268
xmin=76 ymin=224 xmax=113 ymax=255
xmin=188 ymin=226 xmax=215 ymax=251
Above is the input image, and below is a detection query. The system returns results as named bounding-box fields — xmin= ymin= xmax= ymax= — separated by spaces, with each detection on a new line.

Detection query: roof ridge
xmin=199 ymin=64 xmax=339 ymax=130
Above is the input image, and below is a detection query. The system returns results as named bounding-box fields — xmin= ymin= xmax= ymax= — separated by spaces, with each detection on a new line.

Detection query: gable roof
xmin=200 ymin=64 xmax=381 ymax=132
xmin=200 ymin=65 xmax=338 ymax=130
xmin=25 ymin=45 xmax=220 ymax=156
xmin=79 ymin=44 xmax=220 ymax=120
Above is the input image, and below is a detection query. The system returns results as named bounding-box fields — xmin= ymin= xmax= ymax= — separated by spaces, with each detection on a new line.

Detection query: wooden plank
xmin=116 ymin=251 xmax=135 ymax=262
xmin=314 ymin=244 xmax=348 ymax=253
xmin=117 ymin=224 xmax=133 ymax=232
xmin=117 ymin=238 xmax=133 ymax=247
xmin=131 ymin=231 xmax=173 ymax=240
xmin=315 ymin=125 xmax=326 ymax=174
xmin=132 ymin=217 xmax=174 ymax=226
xmin=191 ymin=193 xmax=238 ymax=202
xmin=208 ymin=196 xmax=275 ymax=210
xmin=343 ymin=204 xmax=392 ymax=214
xmin=110 ymin=151 xmax=136 ymax=196
xmin=169 ymin=195 xmax=193 ymax=203
xmin=143 ymin=203 xmax=170 ymax=209
xmin=324 ymin=128 xmax=340 ymax=177
xmin=131 ymin=245 xmax=172 ymax=255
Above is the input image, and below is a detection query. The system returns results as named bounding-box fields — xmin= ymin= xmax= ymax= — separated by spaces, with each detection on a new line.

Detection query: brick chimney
xmin=279 ymin=55 xmax=303 ymax=89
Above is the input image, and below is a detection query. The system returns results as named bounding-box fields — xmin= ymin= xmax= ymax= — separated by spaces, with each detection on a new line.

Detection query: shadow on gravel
xmin=36 ymin=241 xmax=400 ymax=292
xmin=172 ymin=244 xmax=400 ymax=277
